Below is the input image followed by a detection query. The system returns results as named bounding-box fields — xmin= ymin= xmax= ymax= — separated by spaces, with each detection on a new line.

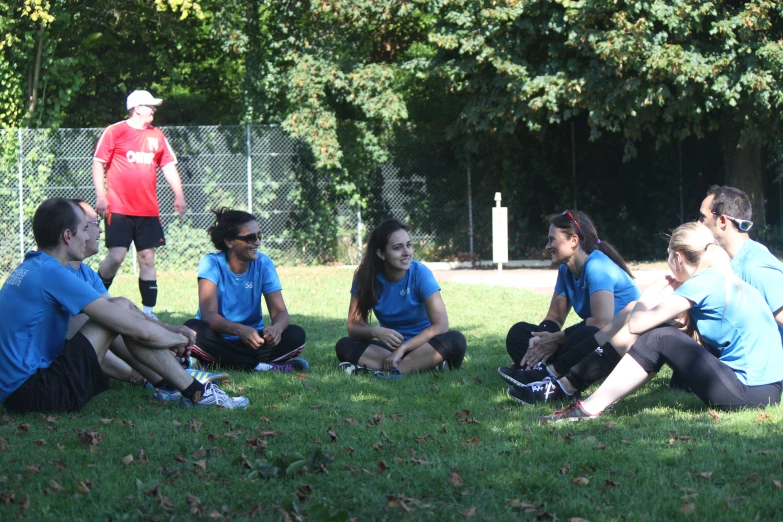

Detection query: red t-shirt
xmin=93 ymin=121 xmax=177 ymax=217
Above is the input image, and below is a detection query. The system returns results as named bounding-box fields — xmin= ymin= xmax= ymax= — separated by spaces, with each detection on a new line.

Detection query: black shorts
xmin=4 ymin=333 xmax=111 ymax=413
xmin=105 ymin=213 xmax=166 ymax=251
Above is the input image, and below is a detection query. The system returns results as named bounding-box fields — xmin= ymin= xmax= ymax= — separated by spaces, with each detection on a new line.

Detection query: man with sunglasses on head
xmin=698 ymin=185 xmax=783 ymax=334
xmin=92 ymin=90 xmax=187 ymax=320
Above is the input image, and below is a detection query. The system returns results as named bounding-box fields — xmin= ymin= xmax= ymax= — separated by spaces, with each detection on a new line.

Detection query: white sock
xmin=254 ymin=362 xmax=274 ymax=371
xmin=143 ymin=306 xmax=154 ymax=316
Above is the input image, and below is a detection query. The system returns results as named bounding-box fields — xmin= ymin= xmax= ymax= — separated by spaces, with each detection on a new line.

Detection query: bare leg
xmin=99 ymin=246 xmax=129 ymax=279
xmin=109 ymin=336 xmax=164 ymax=384
xmin=579 ymin=355 xmax=651 ymax=414
xmin=122 ymin=336 xmax=192 ymax=391
xmin=357 ymin=344 xmax=444 ymax=373
xmin=137 ymin=248 xmax=157 ymax=281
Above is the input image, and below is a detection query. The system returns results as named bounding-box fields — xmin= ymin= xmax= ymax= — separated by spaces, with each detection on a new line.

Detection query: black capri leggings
xmin=506 ymin=321 xmax=599 ymax=369
xmin=628 ymin=325 xmax=782 ymax=411
xmin=335 ymin=331 xmax=467 ymax=369
xmin=185 ymin=319 xmax=306 ymax=371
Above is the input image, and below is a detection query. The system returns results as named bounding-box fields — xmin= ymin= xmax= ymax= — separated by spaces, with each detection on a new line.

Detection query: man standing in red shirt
xmin=92 ymin=90 xmax=187 ymax=319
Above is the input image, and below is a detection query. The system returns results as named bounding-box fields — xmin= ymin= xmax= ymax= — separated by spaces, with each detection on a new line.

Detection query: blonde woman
xmin=543 ymin=222 xmax=783 ymax=421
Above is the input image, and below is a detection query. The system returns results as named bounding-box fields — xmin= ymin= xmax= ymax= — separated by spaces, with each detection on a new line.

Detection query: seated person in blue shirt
xmin=185 ymin=208 xmax=307 ymax=372
xmin=66 ymin=200 xmax=229 ymax=400
xmin=501 ymin=210 xmax=639 ymax=390
xmin=541 ymin=222 xmax=783 ymax=422
xmin=0 ymin=198 xmax=248 ymax=413
xmin=335 ymin=219 xmax=466 ymax=377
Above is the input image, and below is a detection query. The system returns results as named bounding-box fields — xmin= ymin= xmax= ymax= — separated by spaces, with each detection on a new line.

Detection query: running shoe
xmin=386 ymin=368 xmax=403 ymax=379
xmin=435 ymin=360 xmax=451 ymax=372
xmin=153 ymin=387 xmax=182 ymax=402
xmin=507 ymin=377 xmax=571 ymax=406
xmin=186 ymin=368 xmax=230 ymax=384
xmin=373 ymin=371 xmax=386 ymax=378
xmin=253 ymin=362 xmax=295 ymax=372
xmin=538 ymin=401 xmax=602 ymax=423
xmin=289 ymin=357 xmax=310 ymax=372
xmin=338 ymin=362 xmax=372 ymax=375
xmin=497 ymin=366 xmax=548 ymax=387
xmin=180 ymin=382 xmax=249 ymax=410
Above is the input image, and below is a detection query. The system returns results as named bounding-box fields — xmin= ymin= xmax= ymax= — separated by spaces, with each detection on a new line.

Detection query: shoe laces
xmin=531 ymin=377 xmax=555 ymax=394
xmin=272 ymin=363 xmax=292 ymax=372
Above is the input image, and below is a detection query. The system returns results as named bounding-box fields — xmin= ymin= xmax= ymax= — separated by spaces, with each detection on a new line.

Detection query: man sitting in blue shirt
xmin=0 ymin=198 xmax=248 ymax=412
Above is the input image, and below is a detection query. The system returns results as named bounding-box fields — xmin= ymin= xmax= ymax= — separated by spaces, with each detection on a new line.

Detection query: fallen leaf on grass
xmin=245 ymin=437 xmax=268 ymax=452
xmin=414 ymin=434 xmax=431 ymax=444
xmin=17 ymin=423 xmax=29 ymax=433
xmin=259 ymin=416 xmax=271 ymax=423
xmin=187 ymin=495 xmax=203 ymax=516
xmin=76 ymin=431 xmax=104 ymax=446
xmin=708 ymin=410 xmax=721 ymax=422
xmin=568 ymin=518 xmax=591 ymax=522
xmin=308 ymin=405 xmax=323 ymax=410
xmin=174 ymin=454 xmax=188 ymax=463
xmin=457 ymin=379 xmax=465 ymax=385
xmin=376 ymin=460 xmax=389 ymax=473
xmin=679 ymin=502 xmax=695 ymax=515
xmin=669 ymin=436 xmax=693 ymax=445
xmin=372 ymin=442 xmax=383 ymax=451
xmin=449 ymin=468 xmax=464 ymax=487
xmin=343 ymin=446 xmax=355 ymax=455
xmin=42 ymin=415 xmax=58 ymax=424
xmin=20 ymin=494 xmax=29 ymax=512
xmin=461 ymin=506 xmax=476 ymax=518
xmin=604 ymin=422 xmax=617 ymax=430
xmin=0 ymin=437 xmax=8 ymax=451
xmin=595 ymin=443 xmax=607 ymax=450
xmin=158 ymin=496 xmax=174 ymax=510
xmin=100 ymin=418 xmax=113 ymax=424
xmin=188 ymin=419 xmax=203 ymax=432
xmin=507 ymin=499 xmax=538 ymax=511
xmin=49 ymin=480 xmax=63 ymax=492
xmin=461 ymin=436 xmax=481 ymax=446
xmin=33 ymin=439 xmax=46 ymax=446
xmin=560 ymin=462 xmax=571 ymax=475
xmin=122 ymin=455 xmax=134 ymax=466
xmin=327 ymin=427 xmax=338 ymax=442
xmin=773 ymin=480 xmax=782 ymax=490
xmin=537 ymin=509 xmax=555 ymax=519
xmin=77 ymin=480 xmax=92 ymax=494
xmin=699 ymin=472 xmax=712 ymax=479
xmin=24 ymin=465 xmax=40 ymax=474
xmin=410 ymin=458 xmax=432 ymax=465
xmin=344 ymin=418 xmax=359 ymax=427
xmin=757 ymin=412 xmax=772 ymax=421
xmin=193 ymin=460 xmax=207 ymax=474
xmin=391 ymin=413 xmax=404 ymax=421
xmin=137 ymin=449 xmax=149 ymax=464
xmin=295 ymin=484 xmax=311 ymax=501
xmin=603 ymin=480 xmax=619 ymax=489
xmin=259 ymin=430 xmax=284 ymax=437
xmin=572 ymin=477 xmax=590 ymax=486
xmin=372 ymin=413 xmax=384 ymax=425
xmin=49 ymin=459 xmax=66 ymax=469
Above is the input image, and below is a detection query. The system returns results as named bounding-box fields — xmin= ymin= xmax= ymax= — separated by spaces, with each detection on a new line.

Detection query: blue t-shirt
xmin=350 ymin=260 xmax=441 ymax=341
xmin=195 ymin=252 xmax=283 ymax=340
xmin=66 ymin=263 xmax=109 ymax=296
xmin=0 ymin=252 xmax=102 ymax=403
xmin=674 ymin=268 xmax=783 ymax=386
xmin=554 ymin=250 xmax=640 ymax=320
xmin=730 ymin=240 xmax=783 ymax=342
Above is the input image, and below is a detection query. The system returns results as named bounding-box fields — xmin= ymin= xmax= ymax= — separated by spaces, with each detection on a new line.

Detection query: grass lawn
xmin=1 ymin=267 xmax=782 ymax=521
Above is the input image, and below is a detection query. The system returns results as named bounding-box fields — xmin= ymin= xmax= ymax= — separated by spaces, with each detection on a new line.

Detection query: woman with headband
xmin=542 ymin=222 xmax=783 ymax=421
xmin=499 ymin=210 xmax=639 ymax=403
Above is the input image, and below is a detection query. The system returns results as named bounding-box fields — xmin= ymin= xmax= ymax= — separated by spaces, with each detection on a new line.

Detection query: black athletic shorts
xmin=4 ymin=332 xmax=111 ymax=413
xmin=105 ymin=213 xmax=166 ymax=251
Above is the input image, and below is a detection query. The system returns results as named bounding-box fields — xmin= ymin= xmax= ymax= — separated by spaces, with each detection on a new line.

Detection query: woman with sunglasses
xmin=335 ymin=219 xmax=466 ymax=377
xmin=501 ymin=210 xmax=639 ymax=387
xmin=542 ymin=222 xmax=783 ymax=421
xmin=184 ymin=208 xmax=308 ymax=372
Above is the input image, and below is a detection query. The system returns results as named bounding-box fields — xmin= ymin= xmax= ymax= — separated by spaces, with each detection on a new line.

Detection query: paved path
xmin=430 ymin=267 xmax=669 ymax=294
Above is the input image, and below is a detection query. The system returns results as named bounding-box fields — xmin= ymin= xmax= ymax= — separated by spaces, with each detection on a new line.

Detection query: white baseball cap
xmin=126 ymin=90 xmax=163 ymax=110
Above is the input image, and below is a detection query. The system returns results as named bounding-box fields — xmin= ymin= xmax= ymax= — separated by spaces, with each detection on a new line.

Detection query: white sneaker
xmin=180 ymin=382 xmax=249 ymax=410
xmin=144 ymin=310 xmax=158 ymax=321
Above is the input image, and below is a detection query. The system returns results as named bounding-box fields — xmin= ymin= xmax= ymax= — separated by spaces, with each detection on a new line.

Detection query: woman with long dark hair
xmin=185 ymin=208 xmax=307 ymax=372
xmin=542 ymin=222 xmax=783 ymax=421
xmin=335 ymin=219 xmax=466 ymax=376
xmin=499 ymin=210 xmax=639 ymax=401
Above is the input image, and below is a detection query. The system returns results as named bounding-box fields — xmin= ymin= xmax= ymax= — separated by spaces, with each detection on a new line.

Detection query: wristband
xmin=537 ymin=320 xmax=561 ymax=334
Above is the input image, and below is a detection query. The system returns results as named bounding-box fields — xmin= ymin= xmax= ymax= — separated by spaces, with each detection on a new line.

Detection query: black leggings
xmin=185 ymin=319 xmax=306 ymax=371
xmin=335 ymin=331 xmax=467 ymax=369
xmin=628 ymin=325 xmax=782 ymax=411
xmin=506 ymin=321 xmax=599 ymax=370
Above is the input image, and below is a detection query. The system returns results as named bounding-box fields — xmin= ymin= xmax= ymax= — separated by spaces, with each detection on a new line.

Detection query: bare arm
xmin=392 ymin=291 xmax=448 ymax=354
xmin=92 ymin=161 xmax=108 ymax=216
xmin=262 ymin=291 xmax=290 ymax=347
xmin=197 ymin=278 xmax=264 ymax=349
xmin=585 ymin=290 xmax=614 ymax=329
xmin=346 ymin=295 xmax=403 ymax=348
xmin=82 ymin=298 xmax=186 ymax=350
xmin=161 ymin=162 xmax=186 ymax=217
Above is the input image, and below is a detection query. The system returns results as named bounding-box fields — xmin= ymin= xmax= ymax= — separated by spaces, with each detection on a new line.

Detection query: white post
xmin=246 ymin=124 xmax=253 ymax=213
xmin=17 ymin=129 xmax=24 ymax=262
xmin=492 ymin=192 xmax=508 ymax=274
xmin=357 ymin=199 xmax=362 ymax=262
xmin=131 ymin=243 xmax=137 ymax=275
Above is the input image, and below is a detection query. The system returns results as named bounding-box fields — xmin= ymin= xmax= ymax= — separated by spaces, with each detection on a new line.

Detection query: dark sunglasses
xmin=562 ymin=210 xmax=584 ymax=237
xmin=234 ymin=233 xmax=261 ymax=243
xmin=712 ymin=211 xmax=753 ymax=232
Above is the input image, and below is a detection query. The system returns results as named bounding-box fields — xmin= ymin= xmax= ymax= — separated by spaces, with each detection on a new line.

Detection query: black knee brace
xmin=565 ymin=341 xmax=623 ymax=392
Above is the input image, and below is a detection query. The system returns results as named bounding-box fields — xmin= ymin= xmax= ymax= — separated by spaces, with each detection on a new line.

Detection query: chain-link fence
xmin=0 ymin=125 xmax=472 ymax=275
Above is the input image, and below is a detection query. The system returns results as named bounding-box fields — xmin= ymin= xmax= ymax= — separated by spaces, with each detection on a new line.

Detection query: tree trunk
xmin=721 ymin=124 xmax=765 ymax=230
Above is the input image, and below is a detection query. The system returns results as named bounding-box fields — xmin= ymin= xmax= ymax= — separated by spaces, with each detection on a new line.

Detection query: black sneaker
xmin=506 ymin=377 xmax=571 ymax=405
xmin=497 ymin=366 xmax=548 ymax=387
xmin=337 ymin=362 xmax=372 ymax=375
xmin=538 ymin=401 xmax=602 ymax=423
